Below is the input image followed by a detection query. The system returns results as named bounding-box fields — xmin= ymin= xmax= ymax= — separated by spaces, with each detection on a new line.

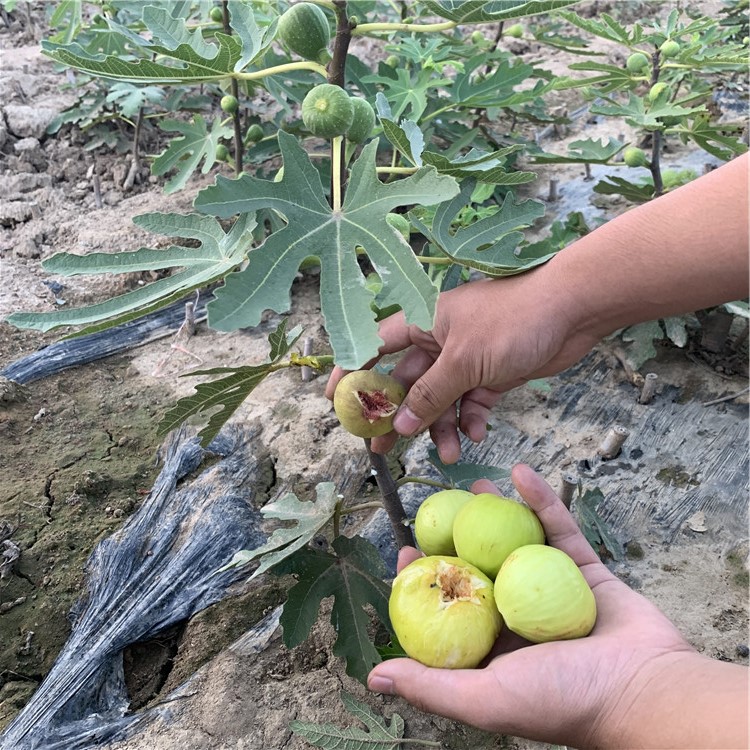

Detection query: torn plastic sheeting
xmin=0 ymin=426 xmax=267 ymax=750
xmin=0 ymin=294 xmax=209 ymax=385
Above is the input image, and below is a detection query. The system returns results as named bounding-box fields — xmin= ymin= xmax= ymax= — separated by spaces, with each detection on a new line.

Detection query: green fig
xmin=623 ymin=146 xmax=647 ymax=167
xmin=389 ymin=556 xmax=503 ymax=668
xmin=452 ymin=494 xmax=545 ymax=579
xmin=414 ymin=489 xmax=474 ymax=556
xmin=626 ymin=52 xmax=650 ymax=72
xmin=333 ymin=370 xmax=405 ymax=438
xmin=494 ymin=544 xmax=596 ymax=643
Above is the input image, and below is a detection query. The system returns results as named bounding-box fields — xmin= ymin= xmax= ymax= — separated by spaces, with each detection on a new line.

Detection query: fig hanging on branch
xmin=301 ymin=84 xmax=355 ymax=139
xmin=277 ymin=1 xmax=332 ymax=64
xmin=333 ymin=370 xmax=405 ymax=438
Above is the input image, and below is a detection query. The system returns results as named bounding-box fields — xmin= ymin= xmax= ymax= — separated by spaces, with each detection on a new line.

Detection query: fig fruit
xmin=333 ymin=370 xmax=405 ymax=438
xmin=626 ymin=52 xmax=649 ymax=72
xmin=452 ymin=494 xmax=545 ymax=579
xmin=623 ymin=146 xmax=647 ymax=167
xmin=389 ymin=556 xmax=503 ymax=668
xmin=384 ymin=55 xmax=399 ymax=67
xmin=346 ymin=97 xmax=376 ymax=144
xmin=648 ymin=82 xmax=669 ymax=102
xmin=209 ymin=6 xmax=224 ymax=23
xmin=505 ymin=23 xmax=524 ymax=38
xmin=659 ymin=39 xmax=680 ymax=58
xmin=215 ymin=144 xmax=230 ymax=161
xmin=385 ymin=212 xmax=410 ymax=243
xmin=220 ymin=95 xmax=239 ymax=114
xmin=245 ymin=123 xmax=264 ymax=143
xmin=494 ymin=544 xmax=596 ymax=643
xmin=414 ymin=489 xmax=474 ymax=556
xmin=301 ymin=83 xmax=354 ymax=139
xmin=278 ymin=2 xmax=332 ymax=64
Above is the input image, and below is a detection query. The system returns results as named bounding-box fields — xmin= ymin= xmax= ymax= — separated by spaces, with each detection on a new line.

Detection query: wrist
xmin=589 ymin=650 xmax=749 ymax=749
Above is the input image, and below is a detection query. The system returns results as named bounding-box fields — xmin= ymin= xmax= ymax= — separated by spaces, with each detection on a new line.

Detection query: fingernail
xmin=393 ymin=405 xmax=422 ymax=436
xmin=367 ymin=674 xmax=394 ymax=694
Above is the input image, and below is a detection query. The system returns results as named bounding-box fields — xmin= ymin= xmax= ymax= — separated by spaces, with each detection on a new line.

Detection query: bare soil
xmin=1 ymin=3 xmax=747 ymax=750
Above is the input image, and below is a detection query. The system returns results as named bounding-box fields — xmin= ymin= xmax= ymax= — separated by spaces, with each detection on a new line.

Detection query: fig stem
xmin=396 ymin=475 xmax=453 ymax=490
xmin=338 ymin=501 xmax=383 ymax=517
xmin=364 ymin=440 xmax=415 ymax=549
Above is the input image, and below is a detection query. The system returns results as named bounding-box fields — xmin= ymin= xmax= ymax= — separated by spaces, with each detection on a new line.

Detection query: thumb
xmin=368 ymin=659 xmax=500 ymax=730
xmin=392 ymin=356 xmax=465 ymax=437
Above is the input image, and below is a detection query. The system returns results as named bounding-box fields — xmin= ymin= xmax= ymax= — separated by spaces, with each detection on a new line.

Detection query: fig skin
xmin=333 ymin=370 xmax=405 ymax=438
xmin=415 ymin=489 xmax=474 ymax=556
xmin=452 ymin=493 xmax=545 ymax=579
xmin=494 ymin=544 xmax=596 ymax=643
xmin=389 ymin=556 xmax=503 ymax=669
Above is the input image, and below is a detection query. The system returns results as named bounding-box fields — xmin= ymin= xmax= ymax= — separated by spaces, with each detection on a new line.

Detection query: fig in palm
xmin=333 ymin=370 xmax=405 ymax=438
xmin=452 ymin=493 xmax=545 ymax=579
xmin=414 ymin=489 xmax=474 ymax=556
xmin=494 ymin=544 xmax=596 ymax=643
xmin=389 ymin=556 xmax=503 ymax=668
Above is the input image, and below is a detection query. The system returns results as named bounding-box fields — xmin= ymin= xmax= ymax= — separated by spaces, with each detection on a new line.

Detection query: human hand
xmin=326 ymin=270 xmax=600 ymax=464
xmin=368 ymin=465 xmax=708 ymax=749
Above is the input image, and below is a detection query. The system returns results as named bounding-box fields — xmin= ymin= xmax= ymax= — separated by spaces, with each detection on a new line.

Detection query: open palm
xmin=368 ymin=465 xmax=696 ymax=748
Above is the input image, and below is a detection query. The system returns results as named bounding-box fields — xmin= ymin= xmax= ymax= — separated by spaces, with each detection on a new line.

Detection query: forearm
xmin=594 ymin=652 xmax=749 ymax=749
xmin=543 ymin=153 xmax=749 ymax=341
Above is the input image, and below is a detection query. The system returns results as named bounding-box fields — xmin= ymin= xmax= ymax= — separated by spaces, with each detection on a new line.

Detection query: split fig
xmin=389 ymin=556 xmax=503 ymax=668
xmin=494 ymin=544 xmax=596 ymax=643
xmin=452 ymin=493 xmax=545 ymax=579
xmin=414 ymin=489 xmax=474 ymax=556
xmin=333 ymin=370 xmax=405 ymax=438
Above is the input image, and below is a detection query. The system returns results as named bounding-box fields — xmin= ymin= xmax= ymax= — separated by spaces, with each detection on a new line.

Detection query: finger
xmin=392 ymin=354 xmax=468 ymax=437
xmin=368 ymin=659 xmax=501 ymax=732
xmin=396 ymin=546 xmax=423 ymax=572
xmin=457 ymin=387 xmax=502 ymax=443
xmin=429 ymin=405 xmax=461 ymax=464
xmin=510 ymin=464 xmax=601 ymax=567
xmin=325 ymin=365 xmax=349 ymax=400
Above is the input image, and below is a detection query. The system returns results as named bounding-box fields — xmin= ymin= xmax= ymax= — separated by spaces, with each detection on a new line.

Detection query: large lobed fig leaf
xmin=194 ymin=131 xmax=460 ymax=369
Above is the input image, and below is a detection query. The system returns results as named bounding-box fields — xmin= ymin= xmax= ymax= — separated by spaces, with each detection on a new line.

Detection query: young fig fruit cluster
xmin=333 ymin=370 xmax=405 ymax=438
xmin=390 ymin=489 xmax=597 ymax=668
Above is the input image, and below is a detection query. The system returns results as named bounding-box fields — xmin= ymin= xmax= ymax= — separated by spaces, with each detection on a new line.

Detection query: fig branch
xmin=648 ymin=49 xmax=664 ymax=197
xmin=328 ymin=0 xmax=353 ymax=202
xmin=365 ymin=440 xmax=416 ymax=549
xmin=220 ymin=0 xmax=243 ymax=174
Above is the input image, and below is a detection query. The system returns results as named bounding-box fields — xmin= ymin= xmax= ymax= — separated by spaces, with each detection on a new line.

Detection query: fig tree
xmin=626 ymin=52 xmax=650 ymax=72
xmin=494 ymin=544 xmax=596 ymax=643
xmin=333 ymin=370 xmax=405 ymax=438
xmin=301 ymin=84 xmax=354 ymax=139
xmin=414 ymin=489 xmax=474 ymax=556
xmin=389 ymin=556 xmax=503 ymax=668
xmin=452 ymin=494 xmax=545 ymax=579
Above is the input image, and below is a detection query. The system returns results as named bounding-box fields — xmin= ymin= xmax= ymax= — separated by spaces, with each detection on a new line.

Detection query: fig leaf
xmin=217 ymin=482 xmax=339 ymax=580
xmin=195 ymin=131 xmax=459 ymax=369
xmin=290 ymin=690 xmax=406 ymax=749
xmin=276 ymin=536 xmax=392 ymax=684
